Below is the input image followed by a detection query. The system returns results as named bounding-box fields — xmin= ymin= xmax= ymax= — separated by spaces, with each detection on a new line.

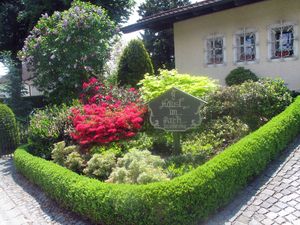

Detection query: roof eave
xmin=121 ymin=0 xmax=266 ymax=33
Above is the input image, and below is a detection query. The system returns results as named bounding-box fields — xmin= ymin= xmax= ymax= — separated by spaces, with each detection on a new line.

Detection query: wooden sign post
xmin=148 ymin=87 xmax=206 ymax=154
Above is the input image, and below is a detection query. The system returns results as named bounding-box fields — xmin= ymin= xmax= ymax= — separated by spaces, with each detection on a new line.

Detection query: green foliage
xmin=14 ymin=97 xmax=300 ymax=224
xmin=204 ymin=79 xmax=293 ymax=130
xmin=182 ymin=116 xmax=250 ymax=155
xmin=83 ymin=152 xmax=116 ymax=180
xmin=18 ymin=1 xmax=117 ymax=103
xmin=0 ymin=0 xmax=25 ymax=57
xmin=28 ymin=104 xmax=72 ymax=159
xmin=64 ymin=152 xmax=84 ymax=173
xmin=117 ymin=39 xmax=154 ymax=87
xmin=120 ymin=132 xmax=154 ymax=152
xmin=138 ymin=0 xmax=190 ymax=72
xmin=165 ymin=153 xmax=205 ymax=178
xmin=106 ymin=149 xmax=168 ymax=184
xmin=165 ymin=116 xmax=250 ymax=178
xmin=51 ymin=141 xmax=78 ymax=166
xmin=0 ymin=104 xmax=19 ymax=154
xmin=0 ymin=0 xmax=135 ymax=59
xmin=90 ymin=144 xmax=123 ymax=157
xmin=225 ymin=67 xmax=258 ymax=86
xmin=139 ymin=69 xmax=218 ymax=102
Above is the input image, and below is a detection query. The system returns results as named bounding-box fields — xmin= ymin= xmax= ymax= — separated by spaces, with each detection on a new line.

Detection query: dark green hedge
xmin=14 ymin=97 xmax=300 ymax=225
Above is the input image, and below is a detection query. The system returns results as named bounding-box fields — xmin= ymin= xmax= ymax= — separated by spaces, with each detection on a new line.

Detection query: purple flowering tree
xmin=18 ymin=1 xmax=117 ymax=103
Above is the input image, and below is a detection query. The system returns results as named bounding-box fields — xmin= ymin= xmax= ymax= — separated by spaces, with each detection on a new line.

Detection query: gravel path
xmin=203 ymin=136 xmax=300 ymax=225
xmin=0 ymin=156 xmax=91 ymax=225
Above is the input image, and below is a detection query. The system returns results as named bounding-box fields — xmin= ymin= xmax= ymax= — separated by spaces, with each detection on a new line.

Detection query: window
xmin=234 ymin=29 xmax=258 ymax=63
xmin=205 ymin=35 xmax=225 ymax=65
xmin=268 ymin=21 xmax=297 ymax=60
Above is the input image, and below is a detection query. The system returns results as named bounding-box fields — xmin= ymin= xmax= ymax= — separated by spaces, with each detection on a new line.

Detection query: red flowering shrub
xmin=70 ymin=78 xmax=146 ymax=148
xmin=80 ymin=77 xmax=142 ymax=106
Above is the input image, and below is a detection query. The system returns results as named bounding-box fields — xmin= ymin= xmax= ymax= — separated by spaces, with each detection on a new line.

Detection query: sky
xmin=0 ymin=0 xmax=200 ymax=77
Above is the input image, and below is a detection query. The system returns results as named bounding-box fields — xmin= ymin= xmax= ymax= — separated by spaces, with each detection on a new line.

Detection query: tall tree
xmin=0 ymin=51 xmax=31 ymax=118
xmin=138 ymin=0 xmax=190 ymax=73
xmin=0 ymin=0 xmax=135 ymax=58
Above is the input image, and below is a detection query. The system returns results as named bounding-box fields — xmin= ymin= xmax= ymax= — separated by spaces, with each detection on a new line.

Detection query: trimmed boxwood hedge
xmin=14 ymin=97 xmax=300 ymax=225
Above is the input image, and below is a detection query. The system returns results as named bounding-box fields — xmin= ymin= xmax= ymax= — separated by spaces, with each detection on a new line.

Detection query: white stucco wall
xmin=174 ymin=0 xmax=300 ymax=91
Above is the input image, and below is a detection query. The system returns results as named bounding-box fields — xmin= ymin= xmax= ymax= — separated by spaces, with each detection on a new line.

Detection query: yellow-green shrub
xmin=138 ymin=69 xmax=218 ymax=102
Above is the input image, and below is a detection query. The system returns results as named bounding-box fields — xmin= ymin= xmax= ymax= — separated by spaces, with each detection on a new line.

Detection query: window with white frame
xmin=205 ymin=35 xmax=225 ymax=65
xmin=234 ymin=29 xmax=257 ymax=63
xmin=268 ymin=21 xmax=296 ymax=59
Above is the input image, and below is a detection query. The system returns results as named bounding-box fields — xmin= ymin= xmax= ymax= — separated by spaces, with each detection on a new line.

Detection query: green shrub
xmin=117 ymin=39 xmax=154 ymax=87
xmin=204 ymin=79 xmax=293 ymax=129
xmin=14 ymin=96 xmax=300 ymax=225
xmin=64 ymin=152 xmax=84 ymax=173
xmin=182 ymin=116 xmax=250 ymax=155
xmin=90 ymin=144 xmax=123 ymax=157
xmin=19 ymin=1 xmax=117 ymax=103
xmin=106 ymin=149 xmax=169 ymax=184
xmin=225 ymin=67 xmax=258 ymax=86
xmin=139 ymin=69 xmax=218 ymax=102
xmin=120 ymin=132 xmax=154 ymax=152
xmin=0 ymin=104 xmax=19 ymax=154
xmin=28 ymin=104 xmax=73 ymax=159
xmin=83 ymin=152 xmax=116 ymax=180
xmin=51 ymin=141 xmax=78 ymax=166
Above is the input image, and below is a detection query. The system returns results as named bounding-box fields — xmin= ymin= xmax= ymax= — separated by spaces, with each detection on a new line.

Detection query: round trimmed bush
xmin=0 ymin=104 xmax=19 ymax=155
xmin=225 ymin=67 xmax=258 ymax=86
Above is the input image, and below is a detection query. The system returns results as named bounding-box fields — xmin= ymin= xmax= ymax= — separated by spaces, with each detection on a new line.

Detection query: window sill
xmin=205 ymin=63 xmax=226 ymax=68
xmin=268 ymin=56 xmax=298 ymax=62
xmin=234 ymin=60 xmax=259 ymax=66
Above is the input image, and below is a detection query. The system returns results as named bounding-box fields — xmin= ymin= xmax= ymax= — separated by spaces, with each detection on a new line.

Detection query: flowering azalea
xmin=70 ymin=78 xmax=147 ymax=148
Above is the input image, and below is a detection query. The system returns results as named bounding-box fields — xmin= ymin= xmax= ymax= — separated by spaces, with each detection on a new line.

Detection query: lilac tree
xmin=19 ymin=1 xmax=117 ymax=103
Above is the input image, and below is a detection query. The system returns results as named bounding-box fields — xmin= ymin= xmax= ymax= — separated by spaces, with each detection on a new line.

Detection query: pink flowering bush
xmin=70 ymin=78 xmax=147 ymax=149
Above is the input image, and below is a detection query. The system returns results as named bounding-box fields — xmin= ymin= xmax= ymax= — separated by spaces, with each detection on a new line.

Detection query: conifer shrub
xmin=0 ymin=104 xmax=20 ymax=155
xmin=117 ymin=39 xmax=154 ymax=87
xmin=225 ymin=67 xmax=258 ymax=86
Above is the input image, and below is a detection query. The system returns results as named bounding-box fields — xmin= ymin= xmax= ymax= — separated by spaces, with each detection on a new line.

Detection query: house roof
xmin=121 ymin=0 xmax=267 ymax=33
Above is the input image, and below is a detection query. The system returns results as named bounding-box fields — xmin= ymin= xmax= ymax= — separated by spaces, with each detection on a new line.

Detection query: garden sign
xmin=148 ymin=87 xmax=206 ymax=153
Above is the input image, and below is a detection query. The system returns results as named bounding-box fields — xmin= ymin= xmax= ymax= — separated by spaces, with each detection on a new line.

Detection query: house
xmin=22 ymin=64 xmax=43 ymax=97
xmin=122 ymin=0 xmax=300 ymax=91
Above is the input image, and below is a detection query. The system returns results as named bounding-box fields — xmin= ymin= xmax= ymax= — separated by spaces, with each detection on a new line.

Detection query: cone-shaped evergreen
xmin=117 ymin=39 xmax=154 ymax=87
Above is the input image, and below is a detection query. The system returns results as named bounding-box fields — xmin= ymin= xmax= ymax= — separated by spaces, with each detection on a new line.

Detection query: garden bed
xmin=14 ymin=96 xmax=300 ymax=225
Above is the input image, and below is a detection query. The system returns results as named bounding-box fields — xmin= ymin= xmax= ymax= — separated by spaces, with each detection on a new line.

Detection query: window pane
xmin=206 ymin=37 xmax=224 ymax=64
xmin=245 ymin=46 xmax=255 ymax=61
xmin=271 ymin=25 xmax=294 ymax=58
xmin=215 ymin=48 xmax=223 ymax=64
xmin=215 ymin=38 xmax=223 ymax=48
xmin=236 ymin=32 xmax=256 ymax=62
xmin=207 ymin=50 xmax=214 ymax=64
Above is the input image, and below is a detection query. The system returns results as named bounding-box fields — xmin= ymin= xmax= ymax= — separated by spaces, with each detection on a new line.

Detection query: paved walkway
xmin=1 ymin=137 xmax=300 ymax=225
xmin=203 ymin=136 xmax=300 ymax=225
xmin=0 ymin=156 xmax=90 ymax=225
